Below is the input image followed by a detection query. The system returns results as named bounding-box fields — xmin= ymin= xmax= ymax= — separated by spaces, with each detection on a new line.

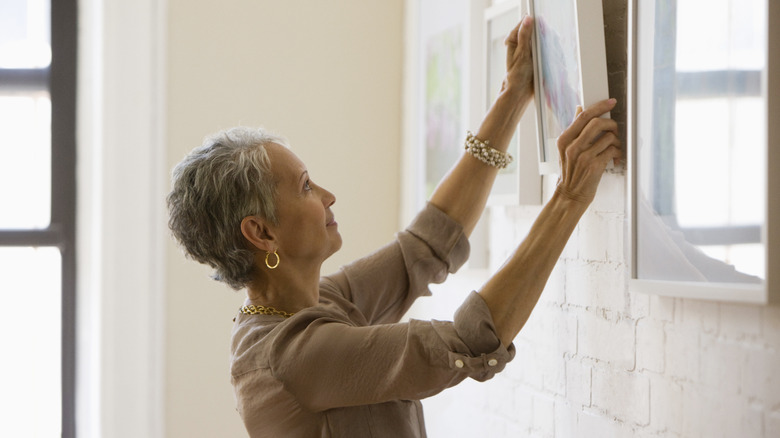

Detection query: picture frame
xmin=401 ymin=0 xmax=473 ymax=223
xmin=403 ymin=0 xmax=542 ymax=222
xmin=626 ymin=0 xmax=779 ymax=304
xmin=527 ymin=0 xmax=610 ymax=175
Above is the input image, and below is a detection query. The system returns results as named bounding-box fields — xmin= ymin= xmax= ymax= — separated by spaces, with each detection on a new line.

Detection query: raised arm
xmin=429 ymin=15 xmax=621 ymax=346
xmin=429 ymin=16 xmax=535 ymax=237
xmin=481 ymin=100 xmax=621 ymax=346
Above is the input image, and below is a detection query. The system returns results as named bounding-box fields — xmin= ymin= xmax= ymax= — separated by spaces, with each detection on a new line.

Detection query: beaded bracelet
xmin=464 ymin=131 xmax=513 ymax=169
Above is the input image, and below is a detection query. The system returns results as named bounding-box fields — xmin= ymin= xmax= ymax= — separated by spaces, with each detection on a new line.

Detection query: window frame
xmin=0 ymin=0 xmax=78 ymax=436
xmin=626 ymin=0 xmax=780 ymax=304
xmin=76 ymin=1 xmax=167 ymax=437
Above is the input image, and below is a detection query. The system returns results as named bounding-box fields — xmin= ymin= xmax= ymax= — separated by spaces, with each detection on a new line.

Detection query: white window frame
xmin=77 ymin=1 xmax=167 ymax=437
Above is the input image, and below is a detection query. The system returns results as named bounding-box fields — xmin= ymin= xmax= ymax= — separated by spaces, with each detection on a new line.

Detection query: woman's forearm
xmin=478 ymin=190 xmax=589 ymax=346
xmin=477 ymin=98 xmax=620 ymax=346
xmin=428 ymin=86 xmax=532 ymax=237
xmin=428 ymin=17 xmax=535 ymax=237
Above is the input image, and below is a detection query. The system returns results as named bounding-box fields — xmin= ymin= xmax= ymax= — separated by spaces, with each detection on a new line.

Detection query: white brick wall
xmin=417 ymin=168 xmax=780 ymax=437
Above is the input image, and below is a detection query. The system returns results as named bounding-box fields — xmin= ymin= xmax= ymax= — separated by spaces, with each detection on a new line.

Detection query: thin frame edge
xmin=766 ymin=0 xmax=779 ymax=305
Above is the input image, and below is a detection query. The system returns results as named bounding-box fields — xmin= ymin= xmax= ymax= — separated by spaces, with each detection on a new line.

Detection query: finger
xmin=506 ymin=16 xmax=533 ymax=66
xmin=508 ymin=16 xmax=534 ymax=62
xmin=558 ymin=117 xmax=618 ymax=162
xmin=568 ymin=124 xmax=619 ymax=164
xmin=515 ymin=15 xmax=533 ymax=52
xmin=504 ymin=16 xmax=527 ymax=47
xmin=558 ymin=98 xmax=617 ymax=147
xmin=577 ymin=117 xmax=619 ymax=146
xmin=597 ymin=145 xmax=623 ymax=168
xmin=505 ymin=20 xmax=522 ymax=47
xmin=505 ymin=18 xmax=523 ymax=68
xmin=580 ymin=131 xmax=621 ymax=160
xmin=559 ymin=121 xmax=619 ymax=176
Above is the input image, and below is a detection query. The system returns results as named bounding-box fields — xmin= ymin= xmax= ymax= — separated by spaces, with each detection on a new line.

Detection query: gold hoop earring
xmin=265 ymin=249 xmax=280 ymax=269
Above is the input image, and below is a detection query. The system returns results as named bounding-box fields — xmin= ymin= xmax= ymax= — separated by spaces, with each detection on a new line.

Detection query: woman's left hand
xmin=503 ymin=15 xmax=535 ymax=102
xmin=556 ymin=100 xmax=621 ymax=204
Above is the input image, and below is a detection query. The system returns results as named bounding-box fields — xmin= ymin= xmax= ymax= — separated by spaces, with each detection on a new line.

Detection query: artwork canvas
xmin=404 ymin=0 xmax=543 ymax=219
xmin=528 ymin=0 xmax=610 ymax=174
xmin=405 ymin=0 xmax=470 ymax=212
xmin=424 ymin=26 xmax=464 ymax=199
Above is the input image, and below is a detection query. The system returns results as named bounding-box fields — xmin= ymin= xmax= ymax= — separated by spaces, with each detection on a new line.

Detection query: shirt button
xmin=454 ymin=359 xmax=464 ymax=368
xmin=488 ymin=359 xmax=498 ymax=367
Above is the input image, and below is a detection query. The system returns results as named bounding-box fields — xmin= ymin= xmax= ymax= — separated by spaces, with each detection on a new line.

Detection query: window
xmin=629 ymin=0 xmax=779 ymax=303
xmin=0 ymin=0 xmax=77 ymax=436
xmin=642 ymin=0 xmax=765 ymax=281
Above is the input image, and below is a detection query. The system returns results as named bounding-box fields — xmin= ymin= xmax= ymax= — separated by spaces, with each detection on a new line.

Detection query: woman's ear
xmin=240 ymin=216 xmax=275 ymax=252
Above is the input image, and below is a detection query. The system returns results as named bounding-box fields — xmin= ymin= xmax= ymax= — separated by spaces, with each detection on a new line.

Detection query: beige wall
xmin=164 ymin=1 xmax=403 ymax=436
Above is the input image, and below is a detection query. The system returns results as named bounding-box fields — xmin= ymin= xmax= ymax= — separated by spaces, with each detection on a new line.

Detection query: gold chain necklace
xmin=239 ymin=304 xmax=295 ymax=318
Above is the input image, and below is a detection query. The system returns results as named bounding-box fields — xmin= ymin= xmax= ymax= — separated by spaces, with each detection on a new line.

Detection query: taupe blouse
xmin=230 ymin=204 xmax=515 ymax=437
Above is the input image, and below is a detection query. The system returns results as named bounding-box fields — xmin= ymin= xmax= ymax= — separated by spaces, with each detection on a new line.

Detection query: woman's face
xmin=264 ymin=143 xmax=342 ymax=265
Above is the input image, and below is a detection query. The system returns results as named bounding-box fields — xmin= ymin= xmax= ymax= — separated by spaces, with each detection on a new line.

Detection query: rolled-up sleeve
xmin=446 ymin=291 xmax=515 ymax=380
xmin=268 ymin=291 xmax=515 ymax=412
xmin=323 ymin=203 xmax=470 ymax=325
xmin=262 ymin=203 xmax=516 ymax=413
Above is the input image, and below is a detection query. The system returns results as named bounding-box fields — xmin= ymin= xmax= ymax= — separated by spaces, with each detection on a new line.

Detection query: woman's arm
xmin=480 ymin=100 xmax=621 ymax=346
xmin=322 ymin=203 xmax=469 ymax=325
xmin=429 ymin=16 xmax=534 ymax=237
xmin=429 ymin=14 xmax=621 ymax=346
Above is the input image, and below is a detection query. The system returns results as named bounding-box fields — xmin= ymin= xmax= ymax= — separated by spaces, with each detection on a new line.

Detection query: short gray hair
xmin=167 ymin=126 xmax=288 ymax=290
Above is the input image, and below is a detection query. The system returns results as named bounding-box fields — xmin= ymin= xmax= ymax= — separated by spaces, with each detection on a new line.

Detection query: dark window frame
xmin=0 ymin=1 xmax=77 ymax=437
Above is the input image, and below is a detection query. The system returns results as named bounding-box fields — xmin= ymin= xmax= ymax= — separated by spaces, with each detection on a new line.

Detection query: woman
xmin=167 ymin=16 xmax=619 ymax=437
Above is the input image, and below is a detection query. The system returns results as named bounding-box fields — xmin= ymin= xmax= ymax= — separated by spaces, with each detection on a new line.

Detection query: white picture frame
xmin=626 ymin=0 xmax=779 ymax=304
xmin=403 ymin=0 xmax=541 ymax=223
xmin=402 ymin=0 xmax=474 ymax=223
xmin=527 ymin=0 xmax=610 ymax=175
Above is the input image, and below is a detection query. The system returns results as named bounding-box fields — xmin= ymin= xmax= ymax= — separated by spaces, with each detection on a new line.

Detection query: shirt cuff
xmin=449 ymin=291 xmax=515 ymax=381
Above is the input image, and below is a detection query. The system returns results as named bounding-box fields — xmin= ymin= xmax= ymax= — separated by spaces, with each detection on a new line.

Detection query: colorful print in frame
xmin=528 ymin=0 xmax=610 ymax=174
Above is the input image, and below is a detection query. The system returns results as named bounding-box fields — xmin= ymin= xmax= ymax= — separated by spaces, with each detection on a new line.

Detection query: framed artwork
xmin=402 ymin=0 xmax=472 ymax=223
xmin=627 ymin=0 xmax=779 ymax=303
xmin=402 ymin=0 xmax=541 ymax=223
xmin=527 ymin=0 xmax=610 ymax=175
xmin=421 ymin=1 xmax=467 ymax=201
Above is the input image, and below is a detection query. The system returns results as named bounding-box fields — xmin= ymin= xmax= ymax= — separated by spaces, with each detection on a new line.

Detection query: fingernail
xmin=609 ymin=98 xmax=617 ymax=104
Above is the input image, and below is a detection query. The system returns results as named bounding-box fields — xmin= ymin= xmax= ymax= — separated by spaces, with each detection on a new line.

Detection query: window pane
xmin=0 ymin=94 xmax=51 ymax=229
xmin=676 ymin=0 xmax=766 ymax=71
xmin=635 ymin=0 xmax=766 ymax=284
xmin=674 ymin=97 xmax=765 ymax=229
xmin=0 ymin=0 xmax=51 ymax=68
xmin=0 ymin=247 xmax=61 ymax=437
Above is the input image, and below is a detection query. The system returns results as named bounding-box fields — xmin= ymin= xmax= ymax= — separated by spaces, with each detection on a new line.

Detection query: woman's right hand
xmin=555 ymin=99 xmax=621 ymax=204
